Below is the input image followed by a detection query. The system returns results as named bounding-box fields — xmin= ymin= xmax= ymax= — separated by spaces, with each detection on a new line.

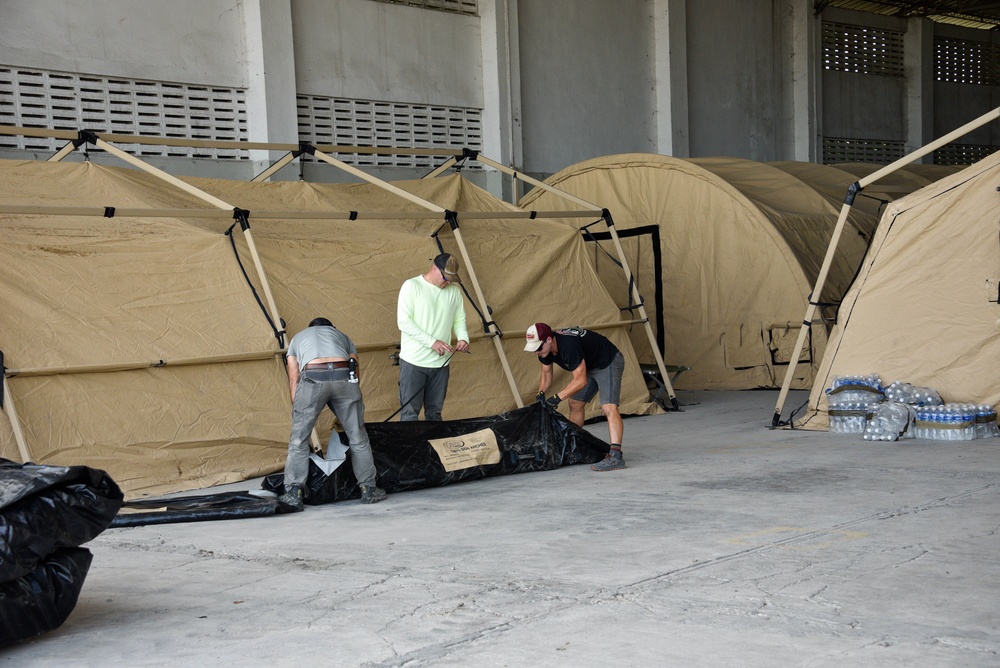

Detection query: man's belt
xmin=303 ymin=360 xmax=350 ymax=370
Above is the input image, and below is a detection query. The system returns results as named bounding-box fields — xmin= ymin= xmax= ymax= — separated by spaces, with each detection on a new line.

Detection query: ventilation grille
xmin=935 ymin=37 xmax=1000 ymax=85
xmin=822 ymin=21 xmax=904 ymax=76
xmin=0 ymin=66 xmax=248 ymax=159
xmin=823 ymin=137 xmax=906 ymax=164
xmin=297 ymin=95 xmax=482 ymax=169
xmin=370 ymin=0 xmax=478 ymax=15
xmin=933 ymin=143 xmax=998 ymax=165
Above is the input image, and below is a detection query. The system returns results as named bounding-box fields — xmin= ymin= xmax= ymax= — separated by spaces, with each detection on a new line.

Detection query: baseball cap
xmin=433 ymin=253 xmax=462 ymax=284
xmin=524 ymin=323 xmax=553 ymax=352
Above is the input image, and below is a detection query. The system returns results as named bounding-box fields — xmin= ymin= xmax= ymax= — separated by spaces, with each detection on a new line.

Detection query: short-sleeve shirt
xmin=286 ymin=325 xmax=357 ymax=371
xmin=538 ymin=328 xmax=619 ymax=372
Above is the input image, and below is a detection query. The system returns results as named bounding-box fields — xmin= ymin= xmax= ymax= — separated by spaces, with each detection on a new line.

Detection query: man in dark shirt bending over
xmin=524 ymin=322 xmax=626 ymax=471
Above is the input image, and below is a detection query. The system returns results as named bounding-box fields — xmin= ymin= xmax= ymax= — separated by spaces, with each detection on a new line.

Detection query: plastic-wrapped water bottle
xmin=827 ymin=373 xmax=885 ymax=406
xmin=976 ymin=405 xmax=999 ymax=438
xmin=863 ymin=401 xmax=913 ymax=442
xmin=884 ymin=380 xmax=944 ymax=406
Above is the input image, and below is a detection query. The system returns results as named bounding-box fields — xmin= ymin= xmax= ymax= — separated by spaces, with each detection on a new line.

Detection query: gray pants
xmin=284 ymin=369 xmax=377 ymax=490
xmin=398 ymin=359 xmax=450 ymax=421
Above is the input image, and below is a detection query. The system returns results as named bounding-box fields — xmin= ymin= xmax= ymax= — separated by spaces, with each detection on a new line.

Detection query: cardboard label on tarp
xmin=427 ymin=428 xmax=501 ymax=472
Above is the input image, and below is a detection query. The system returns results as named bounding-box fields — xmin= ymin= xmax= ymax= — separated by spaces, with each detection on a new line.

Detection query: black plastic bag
xmin=0 ymin=460 xmax=122 ymax=647
xmin=0 ymin=460 xmax=123 ymax=583
xmin=264 ymin=402 xmax=609 ymax=504
xmin=0 ymin=547 xmax=93 ymax=647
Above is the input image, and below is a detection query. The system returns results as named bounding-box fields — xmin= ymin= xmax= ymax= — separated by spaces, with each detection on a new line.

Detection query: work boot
xmin=360 ymin=485 xmax=387 ymax=504
xmin=591 ymin=450 xmax=626 ymax=472
xmin=277 ymin=484 xmax=305 ymax=513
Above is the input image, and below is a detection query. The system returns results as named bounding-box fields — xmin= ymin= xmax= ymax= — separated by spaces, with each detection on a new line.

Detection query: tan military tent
xmin=519 ymin=153 xmax=876 ymax=391
xmin=795 ymin=151 xmax=1000 ymax=429
xmin=0 ymin=159 xmax=654 ymax=497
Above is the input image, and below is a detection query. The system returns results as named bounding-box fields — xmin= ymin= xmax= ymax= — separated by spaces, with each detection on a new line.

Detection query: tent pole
xmin=310 ymin=146 xmax=524 ymax=408
xmin=449 ymin=217 xmax=524 ymax=408
xmin=423 ymin=157 xmax=458 ymax=178
xmin=476 ymin=154 xmax=677 ymax=408
xmin=90 ymin=137 xmax=285 ymax=332
xmin=251 ymin=151 xmax=297 ymax=182
xmin=771 ymin=105 xmax=1000 ymax=426
xmin=2 ymin=374 xmax=31 ymax=463
xmin=48 ymin=141 xmax=78 ymax=162
xmin=310 ymin=147 xmax=454 ymax=210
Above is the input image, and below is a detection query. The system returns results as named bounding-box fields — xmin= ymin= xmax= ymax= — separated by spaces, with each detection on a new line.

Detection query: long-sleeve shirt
xmin=397 ymin=275 xmax=469 ymax=368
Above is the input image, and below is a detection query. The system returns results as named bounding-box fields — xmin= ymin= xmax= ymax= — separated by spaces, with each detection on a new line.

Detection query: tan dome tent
xmin=0 ymin=158 xmax=654 ymax=497
xmin=795 ymin=150 xmax=1000 ymax=429
xmin=519 ymin=153 xmax=874 ymax=391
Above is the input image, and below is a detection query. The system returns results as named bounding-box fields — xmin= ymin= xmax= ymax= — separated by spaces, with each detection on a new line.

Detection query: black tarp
xmin=0 ymin=460 xmax=123 ymax=647
xmin=264 ymin=402 xmax=609 ymax=504
xmin=110 ymin=491 xmax=277 ymax=528
xmin=111 ymin=403 xmax=610 ymax=525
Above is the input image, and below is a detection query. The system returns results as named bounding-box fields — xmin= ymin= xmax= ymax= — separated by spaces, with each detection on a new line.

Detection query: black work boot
xmin=360 ymin=485 xmax=387 ymax=504
xmin=277 ymin=484 xmax=305 ymax=512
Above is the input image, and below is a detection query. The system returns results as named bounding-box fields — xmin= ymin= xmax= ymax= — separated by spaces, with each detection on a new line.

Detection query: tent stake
xmin=772 ymin=105 xmax=1000 ymax=427
xmin=475 ymin=154 xmax=678 ymax=409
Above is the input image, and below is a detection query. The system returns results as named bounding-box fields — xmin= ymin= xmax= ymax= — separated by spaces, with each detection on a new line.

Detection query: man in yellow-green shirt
xmin=396 ymin=253 xmax=470 ymax=421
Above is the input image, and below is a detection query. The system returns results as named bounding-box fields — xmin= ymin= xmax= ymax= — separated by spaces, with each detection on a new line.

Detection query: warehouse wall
xmin=0 ymin=0 xmax=248 ymax=87
xmin=685 ymin=0 xmax=791 ymax=161
xmin=0 ymin=0 xmax=995 ymax=186
xmin=516 ymin=0 xmax=657 ymax=178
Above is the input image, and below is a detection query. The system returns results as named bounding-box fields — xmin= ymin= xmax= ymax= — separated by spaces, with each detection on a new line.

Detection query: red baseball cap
xmin=524 ymin=323 xmax=553 ymax=352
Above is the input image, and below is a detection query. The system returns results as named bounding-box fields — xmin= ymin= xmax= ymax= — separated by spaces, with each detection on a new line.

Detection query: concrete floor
xmin=5 ymin=390 xmax=999 ymax=667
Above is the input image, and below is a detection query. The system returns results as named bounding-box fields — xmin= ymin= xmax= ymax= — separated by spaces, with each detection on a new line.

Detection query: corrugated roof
xmin=819 ymin=1 xmax=1000 ymax=30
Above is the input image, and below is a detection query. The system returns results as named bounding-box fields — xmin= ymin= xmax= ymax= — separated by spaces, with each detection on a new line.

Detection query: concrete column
xmin=479 ymin=0 xmax=522 ymax=201
xmin=652 ymin=0 xmax=689 ymax=157
xmin=904 ymin=16 xmax=934 ymax=160
xmin=788 ymin=0 xmax=819 ymax=162
xmin=241 ymin=0 xmax=300 ymax=179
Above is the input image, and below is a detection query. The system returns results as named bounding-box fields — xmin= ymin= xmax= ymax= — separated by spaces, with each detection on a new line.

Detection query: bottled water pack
xmin=883 ymin=380 xmax=942 ymax=406
xmin=912 ymin=404 xmax=994 ymax=441
xmin=826 ymin=374 xmax=884 ymax=406
xmin=863 ymin=401 xmax=915 ymax=442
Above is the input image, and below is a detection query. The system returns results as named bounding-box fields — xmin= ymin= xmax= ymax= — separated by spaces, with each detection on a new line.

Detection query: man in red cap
xmin=524 ymin=323 xmax=626 ymax=471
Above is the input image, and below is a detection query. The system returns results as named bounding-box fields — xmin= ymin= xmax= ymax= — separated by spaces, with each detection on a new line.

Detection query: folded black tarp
xmin=0 ymin=460 xmax=123 ymax=647
xmin=264 ymin=401 xmax=610 ymax=504
xmin=111 ymin=403 xmax=610 ymax=526
xmin=110 ymin=491 xmax=277 ymax=528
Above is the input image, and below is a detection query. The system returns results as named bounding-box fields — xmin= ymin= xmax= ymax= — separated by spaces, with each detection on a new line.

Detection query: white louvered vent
xmin=933 ymin=143 xmax=998 ymax=165
xmin=370 ymin=0 xmax=478 ymax=15
xmin=0 ymin=66 xmax=248 ymax=159
xmin=823 ymin=137 xmax=906 ymax=164
xmin=935 ymin=37 xmax=1000 ymax=86
xmin=297 ymin=95 xmax=482 ymax=169
xmin=822 ymin=21 xmax=904 ymax=77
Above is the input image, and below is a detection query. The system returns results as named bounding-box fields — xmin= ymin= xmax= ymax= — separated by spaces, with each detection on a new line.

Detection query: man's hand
xmin=431 ymin=340 xmax=453 ymax=356
xmin=535 ymin=391 xmax=546 ymax=403
xmin=545 ymin=394 xmax=562 ymax=407
xmin=455 ymin=340 xmax=470 ymax=353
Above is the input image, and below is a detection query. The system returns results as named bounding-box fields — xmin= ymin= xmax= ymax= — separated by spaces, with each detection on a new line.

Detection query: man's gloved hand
xmin=545 ymin=394 xmax=562 ymax=407
xmin=535 ymin=391 xmax=546 ymax=403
